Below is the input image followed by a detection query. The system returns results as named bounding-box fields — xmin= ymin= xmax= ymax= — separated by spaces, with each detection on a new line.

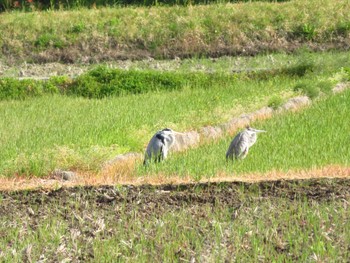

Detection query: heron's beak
xmin=255 ymin=129 xmax=267 ymax=133
xmin=173 ymin=131 xmax=185 ymax=135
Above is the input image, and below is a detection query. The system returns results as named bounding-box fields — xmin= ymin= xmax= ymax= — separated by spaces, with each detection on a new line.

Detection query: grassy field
xmin=0 ymin=75 xmax=297 ymax=177
xmin=139 ymin=88 xmax=350 ymax=179
xmin=0 ymin=1 xmax=350 ymax=262
xmin=0 ymin=179 xmax=349 ymax=262
xmin=0 ymin=0 xmax=349 ymax=63
xmin=0 ymin=50 xmax=349 ymax=177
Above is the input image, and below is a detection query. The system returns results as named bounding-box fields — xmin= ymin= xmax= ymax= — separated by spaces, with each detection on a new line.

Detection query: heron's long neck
xmin=167 ymin=134 xmax=175 ymax=148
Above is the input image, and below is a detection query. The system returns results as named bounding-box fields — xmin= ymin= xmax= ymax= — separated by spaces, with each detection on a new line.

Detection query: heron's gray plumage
xmin=226 ymin=126 xmax=266 ymax=161
xmin=143 ymin=128 xmax=176 ymax=165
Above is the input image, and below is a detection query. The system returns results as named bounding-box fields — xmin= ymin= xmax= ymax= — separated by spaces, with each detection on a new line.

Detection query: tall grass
xmin=1 ymin=50 xmax=349 ymax=177
xmin=140 ymin=89 xmax=350 ymax=179
xmin=0 ymin=0 xmax=349 ymax=62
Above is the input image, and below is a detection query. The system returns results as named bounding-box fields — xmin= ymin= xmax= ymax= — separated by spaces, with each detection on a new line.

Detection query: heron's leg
xmin=156 ymin=153 xmax=162 ymax=163
xmin=226 ymin=154 xmax=234 ymax=162
xmin=151 ymin=150 xmax=159 ymax=163
xmin=162 ymin=148 xmax=168 ymax=161
xmin=143 ymin=153 xmax=151 ymax=166
xmin=156 ymin=146 xmax=165 ymax=162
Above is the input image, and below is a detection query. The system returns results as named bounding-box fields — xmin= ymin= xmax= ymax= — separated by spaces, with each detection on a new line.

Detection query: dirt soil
xmin=2 ymin=178 xmax=349 ymax=220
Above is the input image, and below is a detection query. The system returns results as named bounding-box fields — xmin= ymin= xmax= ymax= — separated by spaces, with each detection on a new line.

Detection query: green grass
xmin=0 ymin=61 xmax=319 ymax=100
xmin=139 ymin=89 xmax=350 ymax=179
xmin=0 ymin=0 xmax=350 ymax=62
xmin=0 ymin=50 xmax=349 ymax=177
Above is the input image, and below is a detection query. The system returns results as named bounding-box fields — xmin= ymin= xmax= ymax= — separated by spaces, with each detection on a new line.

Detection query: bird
xmin=226 ymin=125 xmax=266 ymax=161
xmin=143 ymin=128 xmax=179 ymax=165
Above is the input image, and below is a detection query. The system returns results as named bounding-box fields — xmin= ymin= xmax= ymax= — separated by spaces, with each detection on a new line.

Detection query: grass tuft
xmin=267 ymin=96 xmax=284 ymax=110
xmin=293 ymin=83 xmax=319 ymax=99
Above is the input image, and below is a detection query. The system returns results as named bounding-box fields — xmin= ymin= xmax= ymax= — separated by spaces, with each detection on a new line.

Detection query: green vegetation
xmin=267 ymin=95 xmax=283 ymax=110
xmin=0 ymin=75 xmax=296 ymax=176
xmin=0 ymin=1 xmax=349 ymax=262
xmin=1 ymin=50 xmax=349 ymax=101
xmin=140 ymin=88 xmax=350 ymax=179
xmin=0 ymin=77 xmax=66 ymax=100
xmin=0 ymin=51 xmax=349 ymax=177
xmin=293 ymin=83 xmax=320 ymax=100
xmin=0 ymin=0 xmax=349 ymax=62
xmin=0 ymin=62 xmax=317 ymax=100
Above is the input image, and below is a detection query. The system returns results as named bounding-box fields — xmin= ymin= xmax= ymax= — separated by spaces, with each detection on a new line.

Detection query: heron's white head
xmin=161 ymin=128 xmax=174 ymax=136
xmin=162 ymin=128 xmax=173 ymax=132
xmin=161 ymin=128 xmax=184 ymax=135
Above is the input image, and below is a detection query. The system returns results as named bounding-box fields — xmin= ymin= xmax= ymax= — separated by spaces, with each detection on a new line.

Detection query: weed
xmin=34 ymin=33 xmax=64 ymax=49
xmin=284 ymin=62 xmax=314 ymax=77
xmin=343 ymin=67 xmax=350 ymax=80
xmin=0 ymin=78 xmax=44 ymax=100
xmin=316 ymin=80 xmax=333 ymax=95
xmin=295 ymin=23 xmax=317 ymax=40
xmin=69 ymin=22 xmax=86 ymax=33
xmin=335 ymin=21 xmax=350 ymax=36
xmin=267 ymin=96 xmax=283 ymax=110
xmin=293 ymin=83 xmax=319 ymax=99
xmin=66 ymin=66 xmax=187 ymax=98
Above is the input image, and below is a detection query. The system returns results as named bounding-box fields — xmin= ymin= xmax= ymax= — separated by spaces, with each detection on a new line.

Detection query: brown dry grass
xmin=1 ymin=165 xmax=349 ymax=192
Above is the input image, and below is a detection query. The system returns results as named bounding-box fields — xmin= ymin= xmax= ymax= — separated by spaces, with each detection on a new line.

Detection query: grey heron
xmin=226 ymin=126 xmax=266 ymax=161
xmin=143 ymin=128 xmax=179 ymax=165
